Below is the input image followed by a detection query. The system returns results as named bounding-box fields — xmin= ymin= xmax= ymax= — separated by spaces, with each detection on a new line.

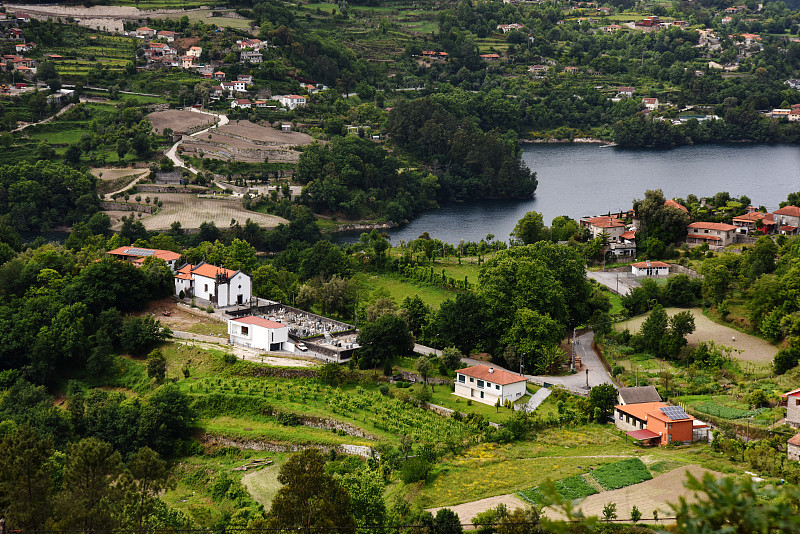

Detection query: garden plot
xmin=180 ymin=120 xmax=313 ymax=163
xmin=615 ymin=308 xmax=777 ymax=364
xmin=148 ymin=109 xmax=217 ymax=134
xmin=111 ymin=193 xmax=287 ymax=231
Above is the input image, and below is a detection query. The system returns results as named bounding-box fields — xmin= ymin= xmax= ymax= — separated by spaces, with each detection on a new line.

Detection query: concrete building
xmin=686 ymin=221 xmax=737 ymax=248
xmin=773 ymin=206 xmax=800 ymax=235
xmin=614 ymin=402 xmax=699 ymax=445
xmin=789 ymin=434 xmax=800 ymax=461
xmin=631 ymin=260 xmax=669 ymax=277
xmin=107 ymin=246 xmax=181 ymax=272
xmin=228 ymin=315 xmax=290 ymax=352
xmin=454 ymin=365 xmax=527 ymax=406
xmin=580 ymin=215 xmax=628 ymax=242
xmin=783 ymin=388 xmax=800 ymax=428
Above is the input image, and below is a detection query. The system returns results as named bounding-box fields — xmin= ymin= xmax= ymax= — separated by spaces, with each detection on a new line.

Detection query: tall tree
xmin=268 ymin=449 xmax=355 ymax=531
xmin=0 ymin=425 xmax=54 ymax=531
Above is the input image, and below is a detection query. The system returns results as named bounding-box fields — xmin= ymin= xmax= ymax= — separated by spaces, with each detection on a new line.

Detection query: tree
xmin=337 ymin=468 xmax=385 ymax=529
xmin=415 ymin=355 xmax=432 ymax=385
xmin=433 ymin=508 xmax=464 ymax=534
xmin=121 ymin=446 xmax=174 ymax=533
xmin=633 ymin=189 xmax=690 ymax=247
xmin=602 ymin=502 xmax=617 ymax=523
xmin=357 ymin=314 xmax=414 ymax=368
xmin=589 ymin=383 xmax=617 ymax=422
xmin=120 ymin=316 xmax=170 ymax=356
xmin=630 ymin=504 xmax=642 ymax=524
xmin=146 ymin=349 xmax=167 ymax=383
xmin=441 ymin=347 xmax=462 ymax=370
xmin=511 ymin=211 xmax=547 ymax=245
xmin=268 ymin=448 xmax=355 ymax=531
xmin=0 ymin=426 xmax=54 ymax=531
xmin=55 ymin=437 xmax=124 ymax=533
xmin=400 ymin=294 xmax=430 ymax=336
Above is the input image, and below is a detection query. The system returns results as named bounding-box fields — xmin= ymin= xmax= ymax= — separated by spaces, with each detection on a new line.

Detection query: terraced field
xmin=110 ymin=193 xmax=288 ymax=231
xmin=180 ymin=120 xmax=313 ymax=163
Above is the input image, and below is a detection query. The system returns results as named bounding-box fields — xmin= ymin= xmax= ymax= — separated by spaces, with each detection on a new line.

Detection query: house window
xmin=241 ymin=326 xmax=249 ymax=335
xmin=619 ymin=412 xmax=623 ymax=420
xmin=495 ymin=385 xmax=500 ymax=390
xmin=477 ymin=380 xmax=484 ymax=389
xmin=458 ymin=374 xmax=465 ymax=383
xmin=480 ymin=391 xmax=484 ymax=399
xmin=704 ymin=229 xmax=709 ymax=233
xmin=204 ymin=284 xmax=209 ymax=292
xmin=469 ymin=377 xmax=474 ymax=383
xmin=668 ymin=423 xmax=672 ymax=429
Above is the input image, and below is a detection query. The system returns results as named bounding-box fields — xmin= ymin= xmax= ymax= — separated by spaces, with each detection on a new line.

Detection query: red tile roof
xmin=107 ymin=246 xmax=181 ymax=262
xmin=733 ymin=211 xmax=773 ymax=223
xmin=687 ymin=233 xmax=721 ymax=241
xmin=788 ymin=433 xmax=800 ymax=447
xmin=584 ymin=216 xmax=626 ymax=228
xmin=647 ymin=408 xmax=691 ymax=423
xmin=782 ymin=388 xmax=800 ymax=398
xmin=232 ymin=316 xmax=286 ymax=329
xmin=615 ymin=402 xmax=668 ymax=421
xmin=620 ymin=230 xmax=636 ymax=240
xmin=191 ymin=263 xmax=237 ymax=278
xmin=458 ymin=365 xmax=527 ymax=385
xmin=631 ymin=261 xmax=669 ymax=268
xmin=688 ymin=221 xmax=737 ymax=231
xmin=780 ymin=226 xmax=798 ymax=233
xmin=775 ymin=206 xmax=800 ymax=217
xmin=664 ymin=199 xmax=688 ymax=213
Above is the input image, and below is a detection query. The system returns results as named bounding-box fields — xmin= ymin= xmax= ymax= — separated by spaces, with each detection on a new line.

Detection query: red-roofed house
xmin=773 ymin=206 xmax=800 ymax=235
xmin=631 ymin=260 xmax=669 ymax=276
xmin=136 ymin=27 xmax=156 ymax=38
xmin=231 ymin=98 xmax=252 ymax=109
xmin=642 ymin=97 xmax=659 ymax=110
xmin=157 ymin=30 xmax=178 ymax=42
xmin=664 ymin=198 xmax=689 ymax=213
xmin=174 ymin=261 xmax=252 ymax=307
xmin=480 ymin=53 xmax=501 ymax=61
xmin=732 ymin=211 xmax=774 ymax=234
xmin=686 ymin=221 xmax=737 ymax=248
xmin=788 ymin=433 xmax=800 ymax=460
xmin=455 ymin=364 xmax=527 ymax=406
xmin=782 ymin=388 xmax=800 ymax=428
xmin=580 ymin=216 xmax=628 ymax=242
xmin=228 ymin=315 xmax=289 ymax=352
xmin=614 ymin=402 xmax=701 ymax=445
xmin=277 ymin=94 xmax=307 ymax=110
xmin=107 ymin=246 xmax=182 ymax=271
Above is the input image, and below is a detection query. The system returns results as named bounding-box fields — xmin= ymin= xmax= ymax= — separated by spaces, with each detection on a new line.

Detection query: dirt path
xmin=427 ymin=464 xmax=722 ymax=525
xmin=102 ymin=170 xmax=149 ymax=200
xmin=174 ymin=335 xmax=319 ymax=368
xmin=12 ymin=102 xmax=74 ymax=133
xmin=616 ymin=308 xmax=777 ymax=364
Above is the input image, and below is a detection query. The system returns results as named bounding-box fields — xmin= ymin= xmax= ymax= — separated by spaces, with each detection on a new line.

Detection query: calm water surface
xmin=337 ymin=144 xmax=800 ymax=245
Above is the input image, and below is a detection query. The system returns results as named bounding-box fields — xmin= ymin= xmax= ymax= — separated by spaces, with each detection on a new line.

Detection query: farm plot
xmin=148 ymin=109 xmax=217 ymax=134
xmin=615 ymin=308 xmax=777 ymax=364
xmin=181 ymin=120 xmax=312 ymax=164
xmin=148 ymin=9 xmax=256 ymax=29
xmin=112 ymin=193 xmax=287 ymax=231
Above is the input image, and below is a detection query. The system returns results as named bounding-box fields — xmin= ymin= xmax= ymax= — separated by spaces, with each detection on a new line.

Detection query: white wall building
xmin=174 ymin=262 xmax=252 ymax=307
xmin=454 ymin=365 xmax=527 ymax=406
xmin=229 ymin=316 xmax=289 ymax=352
xmin=277 ymin=94 xmax=307 ymax=110
xmin=631 ymin=260 xmax=669 ymax=276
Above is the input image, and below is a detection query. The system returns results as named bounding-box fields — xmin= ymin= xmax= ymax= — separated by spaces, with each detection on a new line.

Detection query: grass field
xmin=149 ymin=10 xmax=255 ymax=29
xmin=402 ymin=382 xmax=535 ymax=424
xmin=354 ymin=272 xmax=455 ymax=309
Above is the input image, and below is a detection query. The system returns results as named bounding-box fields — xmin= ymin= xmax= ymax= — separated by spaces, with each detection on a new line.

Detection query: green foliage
xmin=120 ymin=316 xmax=171 ymax=356
xmin=399 ymin=457 xmax=431 ymax=483
xmin=146 ymin=349 xmax=167 ymax=383
xmin=588 ymin=383 xmax=617 ymax=421
xmin=357 ymin=314 xmax=414 ymax=368
xmin=591 ymin=458 xmax=652 ymax=490
xmin=693 ymin=402 xmax=768 ymax=420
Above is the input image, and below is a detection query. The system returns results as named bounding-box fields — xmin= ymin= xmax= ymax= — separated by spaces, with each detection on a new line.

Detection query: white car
xmin=296 ymin=342 xmax=308 ymax=352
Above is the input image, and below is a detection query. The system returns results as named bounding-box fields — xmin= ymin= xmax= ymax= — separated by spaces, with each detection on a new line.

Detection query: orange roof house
xmin=173 ymin=261 xmax=252 ymax=308
xmin=454 ymin=365 xmax=528 ymax=406
xmin=107 ymin=246 xmax=181 ymax=270
xmin=664 ymin=199 xmax=689 ymax=213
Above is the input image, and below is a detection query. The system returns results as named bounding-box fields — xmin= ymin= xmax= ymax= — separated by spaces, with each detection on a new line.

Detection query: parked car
xmin=296 ymin=342 xmax=308 ymax=351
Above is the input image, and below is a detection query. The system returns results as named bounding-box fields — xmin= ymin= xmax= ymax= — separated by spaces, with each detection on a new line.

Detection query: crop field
xmin=677 ymin=394 xmax=783 ymax=425
xmin=615 ymin=307 xmax=778 ymax=365
xmin=148 ymin=9 xmax=256 ymax=29
xmin=181 ymin=120 xmax=313 ymax=163
xmin=148 ymin=109 xmax=217 ymax=133
xmin=592 ymin=458 xmax=653 ymax=490
xmin=116 ymin=193 xmax=288 ymax=231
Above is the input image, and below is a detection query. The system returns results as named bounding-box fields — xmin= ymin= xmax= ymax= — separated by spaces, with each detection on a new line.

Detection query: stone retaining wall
xmin=99 ymin=201 xmax=156 ymax=213
xmin=204 ymin=435 xmax=374 ymax=458
xmin=136 ymin=184 xmax=207 ymax=194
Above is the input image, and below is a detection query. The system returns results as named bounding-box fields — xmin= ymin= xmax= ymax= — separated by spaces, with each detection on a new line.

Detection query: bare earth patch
xmin=91 ymin=167 xmax=148 ymax=181
xmin=615 ymin=307 xmax=777 ymax=364
xmin=181 ymin=120 xmax=313 ymax=163
xmin=242 ymin=459 xmax=287 ymax=508
xmin=110 ymin=192 xmax=287 ymax=231
xmin=148 ymin=109 xmax=217 ymax=134
xmin=428 ymin=465 xmax=722 ymax=526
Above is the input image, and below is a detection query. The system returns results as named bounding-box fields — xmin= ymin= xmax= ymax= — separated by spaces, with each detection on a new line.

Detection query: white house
xmin=136 ymin=27 xmax=156 ymax=38
xmin=187 ymin=46 xmax=202 ymax=58
xmin=642 ymin=97 xmax=659 ymax=110
xmin=773 ymin=205 xmax=800 ymax=235
xmin=686 ymin=221 xmax=738 ymax=247
xmin=454 ymin=365 xmax=527 ymax=406
xmin=277 ymin=94 xmax=307 ymax=110
xmin=240 ymin=51 xmax=263 ymax=64
xmin=174 ymin=262 xmax=252 ymax=307
xmin=631 ymin=260 xmax=669 ymax=276
xmin=228 ymin=315 xmax=289 ymax=352
xmin=231 ymin=98 xmax=252 ymax=109
xmin=157 ymin=30 xmax=178 ymax=42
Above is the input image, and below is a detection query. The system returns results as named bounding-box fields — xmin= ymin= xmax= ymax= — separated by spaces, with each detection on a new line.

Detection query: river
xmin=336 ymin=143 xmax=800 ymax=245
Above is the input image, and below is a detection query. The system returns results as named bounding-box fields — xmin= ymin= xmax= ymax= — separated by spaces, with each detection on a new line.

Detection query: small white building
xmin=187 ymin=46 xmax=202 ymax=58
xmin=631 ymin=260 xmax=669 ymax=276
xmin=642 ymin=97 xmax=659 ymax=110
xmin=277 ymin=94 xmax=307 ymax=110
xmin=454 ymin=365 xmax=527 ymax=406
xmin=228 ymin=315 xmax=289 ymax=352
xmin=174 ymin=262 xmax=252 ymax=307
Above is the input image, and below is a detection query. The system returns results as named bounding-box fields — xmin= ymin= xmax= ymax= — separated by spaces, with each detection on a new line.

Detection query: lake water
xmin=337 ymin=143 xmax=800 ymax=245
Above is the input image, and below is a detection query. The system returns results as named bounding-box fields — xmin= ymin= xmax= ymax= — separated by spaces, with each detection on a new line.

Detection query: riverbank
xmin=520 ymin=137 xmax=609 ymax=144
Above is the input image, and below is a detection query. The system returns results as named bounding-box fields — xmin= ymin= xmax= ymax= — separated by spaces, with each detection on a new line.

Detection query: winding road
xmin=164 ymin=107 xmax=229 ymax=179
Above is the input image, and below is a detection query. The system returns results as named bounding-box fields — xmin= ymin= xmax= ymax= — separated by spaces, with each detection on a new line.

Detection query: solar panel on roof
xmin=125 ymin=248 xmax=155 ymax=256
xmin=660 ymin=406 xmax=689 ymax=420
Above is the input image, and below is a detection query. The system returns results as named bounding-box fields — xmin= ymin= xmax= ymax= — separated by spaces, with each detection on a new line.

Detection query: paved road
xmin=586 ymin=270 xmax=640 ymax=296
xmin=518 ymin=387 xmax=551 ymax=413
xmin=528 ymin=331 xmax=615 ymax=395
xmin=12 ymin=102 xmax=75 ymax=132
xmin=414 ymin=343 xmax=441 ymax=357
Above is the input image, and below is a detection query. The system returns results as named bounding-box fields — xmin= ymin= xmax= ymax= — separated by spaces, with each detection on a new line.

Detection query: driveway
xmin=586 ymin=270 xmax=640 ymax=296
xmin=528 ymin=331 xmax=615 ymax=395
xmin=164 ymin=107 xmax=230 ymax=189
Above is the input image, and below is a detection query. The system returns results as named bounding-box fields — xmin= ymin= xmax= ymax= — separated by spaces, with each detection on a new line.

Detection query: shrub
xmin=222 ymin=353 xmax=238 ymax=365
xmin=276 ymin=410 xmax=300 ymax=426
xmin=399 ymin=457 xmax=430 ymax=483
xmin=206 ymin=306 xmax=215 ymax=313
xmin=179 ymin=290 xmax=185 ymax=300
